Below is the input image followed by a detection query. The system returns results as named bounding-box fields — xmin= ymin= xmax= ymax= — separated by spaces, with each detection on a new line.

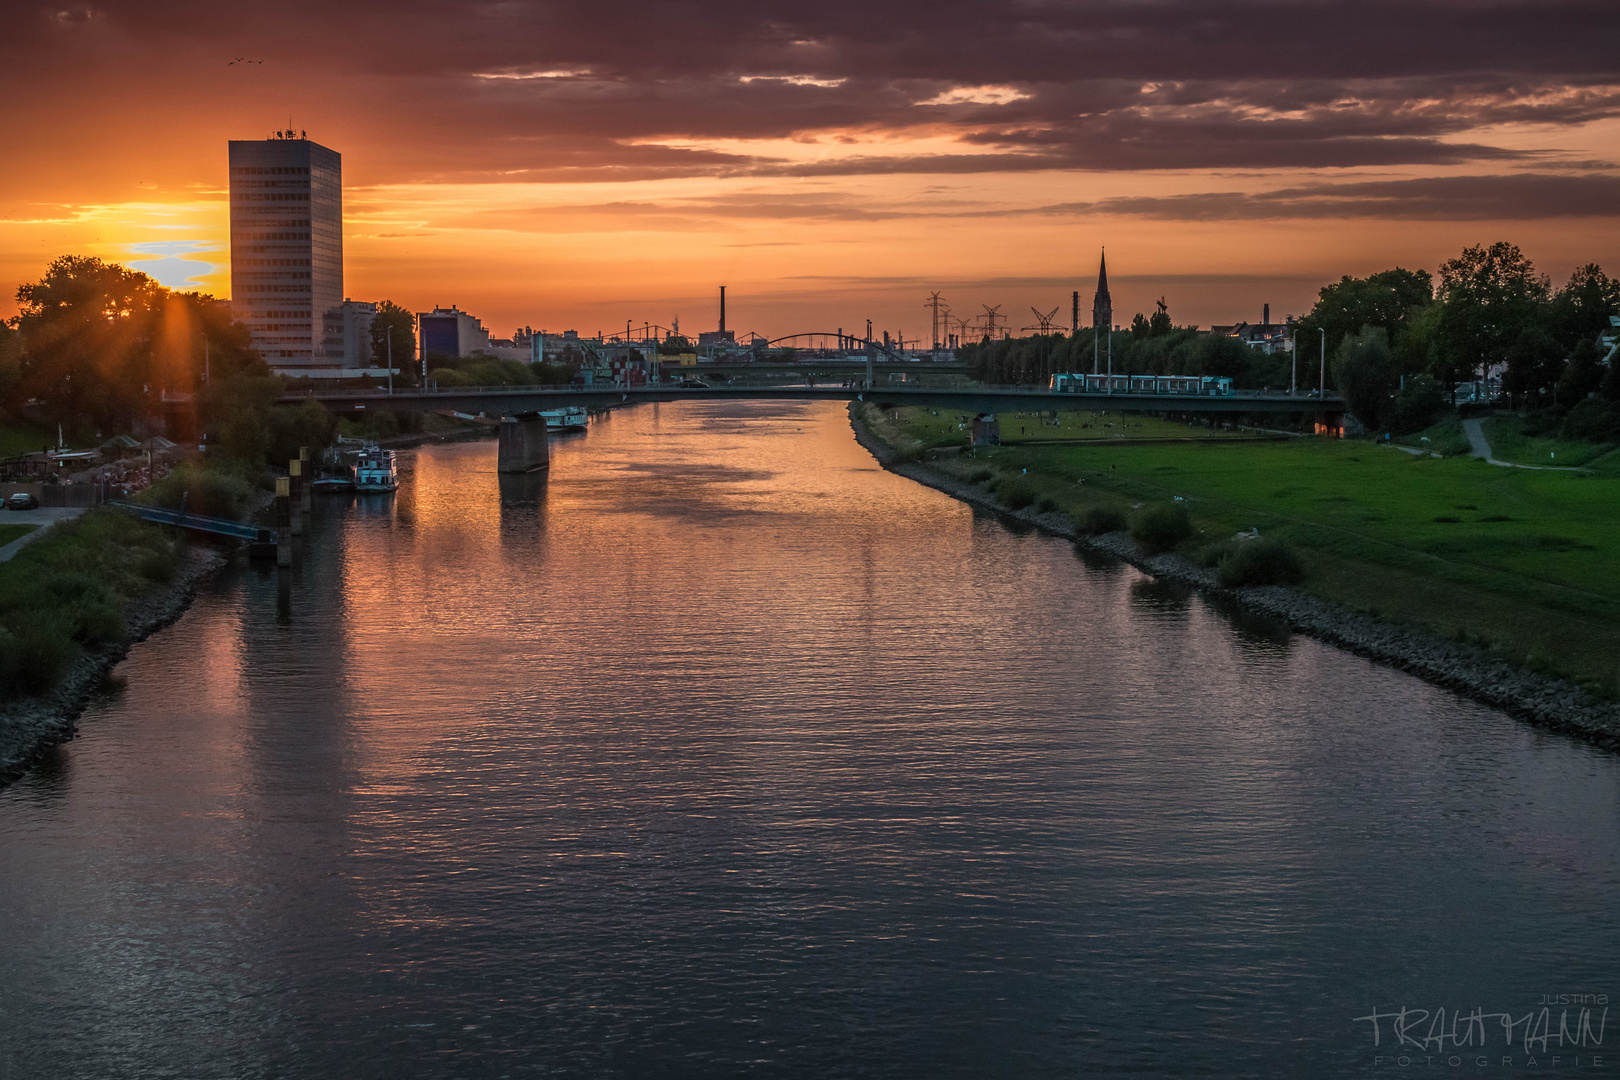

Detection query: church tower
xmin=1091 ymin=249 xmax=1112 ymax=332
xmin=1091 ymin=249 xmax=1112 ymax=375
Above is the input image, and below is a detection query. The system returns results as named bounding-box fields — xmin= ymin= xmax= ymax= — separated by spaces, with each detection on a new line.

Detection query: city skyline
xmin=3 ymin=1 xmax=1618 ymax=339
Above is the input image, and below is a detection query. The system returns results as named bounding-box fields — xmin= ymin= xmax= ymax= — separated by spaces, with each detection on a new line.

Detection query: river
xmin=2 ymin=400 xmax=1617 ymax=1078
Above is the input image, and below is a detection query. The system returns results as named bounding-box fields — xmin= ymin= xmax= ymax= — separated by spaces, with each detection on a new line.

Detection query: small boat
xmin=310 ymin=473 xmax=354 ymax=493
xmin=541 ymin=407 xmax=588 ymax=433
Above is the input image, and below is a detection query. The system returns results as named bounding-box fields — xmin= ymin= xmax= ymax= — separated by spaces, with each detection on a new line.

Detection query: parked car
xmin=6 ymin=492 xmax=40 ymax=510
xmin=680 ymin=378 xmax=710 ymax=389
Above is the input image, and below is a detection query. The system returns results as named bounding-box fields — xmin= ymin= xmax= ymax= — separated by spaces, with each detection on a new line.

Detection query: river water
xmin=2 ymin=401 xmax=1617 ymax=1078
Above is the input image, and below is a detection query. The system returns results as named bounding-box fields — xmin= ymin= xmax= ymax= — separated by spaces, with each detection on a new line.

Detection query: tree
xmin=1331 ymin=325 xmax=1398 ymax=430
xmin=1130 ymin=312 xmax=1151 ymax=340
xmin=11 ymin=255 xmax=262 ymax=432
xmin=1148 ymin=297 xmax=1172 ymax=337
xmin=1433 ymin=241 xmax=1550 ymax=392
xmin=1296 ymin=267 xmax=1434 ymax=362
xmin=1503 ymin=325 xmax=1564 ymax=400
xmin=370 ymin=300 xmax=417 ymax=385
xmin=1554 ymin=337 xmax=1605 ymax=405
xmin=1548 ymin=264 xmax=1620 ymax=348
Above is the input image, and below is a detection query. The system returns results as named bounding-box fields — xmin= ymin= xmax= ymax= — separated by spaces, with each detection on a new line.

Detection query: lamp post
xmin=386 ymin=325 xmax=393 ymax=395
xmin=1290 ymin=332 xmax=1297 ymax=395
xmin=1319 ymin=327 xmax=1326 ymax=397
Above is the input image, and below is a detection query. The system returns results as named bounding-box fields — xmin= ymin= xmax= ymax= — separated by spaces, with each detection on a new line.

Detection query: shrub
xmin=0 ymin=612 xmax=78 ymax=695
xmin=1129 ymin=502 xmax=1193 ymax=553
xmin=1216 ymin=538 xmax=1304 ymax=587
xmin=1194 ymin=539 xmax=1236 ymax=567
xmin=1521 ymin=408 xmax=1562 ymax=436
xmin=1075 ymin=505 xmax=1127 ymax=535
xmin=1561 ymin=398 xmax=1620 ymax=443
xmin=994 ymin=476 xmax=1037 ymax=510
xmin=142 ymin=461 xmax=258 ymax=520
xmin=1036 ymin=496 xmax=1059 ymax=514
xmin=1386 ymin=375 xmax=1446 ymax=435
xmin=138 ymin=546 xmax=179 ymax=583
xmin=968 ymin=467 xmax=994 ymax=483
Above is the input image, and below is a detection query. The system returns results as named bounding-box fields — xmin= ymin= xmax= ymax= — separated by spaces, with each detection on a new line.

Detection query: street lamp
xmin=386 ymin=325 xmax=393 ymax=395
xmin=1319 ymin=327 xmax=1326 ymax=397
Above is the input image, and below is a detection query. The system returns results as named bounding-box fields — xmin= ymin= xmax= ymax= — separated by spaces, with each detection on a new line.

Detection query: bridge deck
xmin=280 ymin=385 xmax=1344 ymax=416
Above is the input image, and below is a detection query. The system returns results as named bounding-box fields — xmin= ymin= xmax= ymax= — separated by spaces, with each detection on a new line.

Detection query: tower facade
xmin=229 ymin=134 xmax=343 ymax=372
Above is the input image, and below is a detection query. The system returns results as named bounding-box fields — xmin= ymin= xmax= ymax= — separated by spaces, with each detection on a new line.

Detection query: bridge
xmin=275 ymin=384 xmax=1346 ymax=473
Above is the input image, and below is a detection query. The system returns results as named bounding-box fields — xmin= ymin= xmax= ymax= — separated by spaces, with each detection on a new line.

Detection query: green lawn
xmin=0 ymin=523 xmax=36 ymax=547
xmin=0 ymin=423 xmax=56 ymax=459
xmin=1481 ymin=414 xmax=1615 ymax=467
xmin=866 ymin=404 xmax=1620 ymax=692
xmin=891 ymin=407 xmax=1255 ymax=449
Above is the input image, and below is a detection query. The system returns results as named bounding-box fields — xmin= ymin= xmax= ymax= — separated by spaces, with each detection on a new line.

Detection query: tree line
xmin=963 ymin=242 xmax=1619 ymax=436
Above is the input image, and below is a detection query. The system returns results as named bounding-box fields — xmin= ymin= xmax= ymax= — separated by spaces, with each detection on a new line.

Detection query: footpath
xmin=1462 ymin=417 xmax=1583 ymax=471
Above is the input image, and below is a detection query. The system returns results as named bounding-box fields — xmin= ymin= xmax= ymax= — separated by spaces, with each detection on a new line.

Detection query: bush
xmin=1035 ymin=496 xmax=1059 ymax=514
xmin=1521 ymin=408 xmax=1562 ymax=436
xmin=1560 ymin=398 xmax=1620 ymax=443
xmin=968 ymin=467 xmax=994 ymax=483
xmin=0 ymin=612 xmax=78 ymax=694
xmin=1075 ymin=505 xmax=1127 ymax=535
xmin=1216 ymin=538 xmax=1304 ymax=587
xmin=1193 ymin=539 xmax=1236 ymax=567
xmin=138 ymin=547 xmax=179 ymax=583
xmin=1386 ymin=375 xmax=1446 ymax=435
xmin=141 ymin=461 xmax=258 ymax=520
xmin=994 ymin=475 xmax=1037 ymax=510
xmin=1129 ymin=502 xmax=1193 ymax=553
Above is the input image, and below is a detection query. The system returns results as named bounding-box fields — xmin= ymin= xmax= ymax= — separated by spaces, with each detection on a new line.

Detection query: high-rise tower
xmin=229 ymin=133 xmax=343 ymax=372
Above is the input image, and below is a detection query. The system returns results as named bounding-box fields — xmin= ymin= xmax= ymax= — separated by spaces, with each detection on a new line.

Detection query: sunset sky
xmin=3 ymin=0 xmax=1618 ymax=342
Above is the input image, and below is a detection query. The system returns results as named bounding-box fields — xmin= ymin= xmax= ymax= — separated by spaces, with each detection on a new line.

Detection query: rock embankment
xmin=850 ymin=409 xmax=1620 ymax=753
xmin=0 ymin=544 xmax=227 ymax=789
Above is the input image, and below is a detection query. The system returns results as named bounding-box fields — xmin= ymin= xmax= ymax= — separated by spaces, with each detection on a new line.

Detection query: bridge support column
xmin=288 ymin=458 xmax=304 ymax=536
xmin=497 ymin=413 xmax=551 ymax=473
xmin=274 ymin=477 xmax=292 ymax=568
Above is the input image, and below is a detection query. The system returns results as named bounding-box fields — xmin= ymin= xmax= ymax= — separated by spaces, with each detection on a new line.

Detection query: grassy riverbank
xmin=0 ymin=507 xmax=186 ymax=695
xmin=860 ymin=403 xmax=1620 ymax=695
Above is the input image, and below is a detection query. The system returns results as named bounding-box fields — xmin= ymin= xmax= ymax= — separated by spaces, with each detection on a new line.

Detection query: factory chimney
xmin=1263 ymin=303 xmax=1270 ymax=327
xmin=719 ymin=286 xmax=726 ymax=335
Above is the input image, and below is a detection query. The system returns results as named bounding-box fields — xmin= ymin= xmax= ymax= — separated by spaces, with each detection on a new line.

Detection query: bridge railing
xmin=281 ymin=382 xmax=1343 ymax=404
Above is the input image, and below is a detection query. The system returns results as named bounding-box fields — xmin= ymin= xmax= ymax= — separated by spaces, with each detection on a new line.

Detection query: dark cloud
xmin=1049 ymin=173 xmax=1620 ymax=221
xmin=3 ymin=0 xmax=1618 ymax=182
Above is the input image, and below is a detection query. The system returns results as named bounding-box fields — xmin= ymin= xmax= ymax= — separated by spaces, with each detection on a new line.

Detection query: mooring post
xmin=275 ymin=476 xmax=292 ymax=567
xmin=288 ymin=458 xmax=304 ymax=536
xmin=299 ymin=446 xmax=311 ymax=512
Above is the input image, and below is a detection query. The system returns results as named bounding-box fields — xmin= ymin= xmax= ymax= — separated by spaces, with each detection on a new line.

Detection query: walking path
xmin=0 ymin=507 xmax=86 ymax=562
xmin=1462 ymin=417 xmax=1584 ymax=471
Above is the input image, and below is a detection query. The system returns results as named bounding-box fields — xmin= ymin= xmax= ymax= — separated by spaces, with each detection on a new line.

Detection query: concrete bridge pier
xmin=497 ymin=412 xmax=551 ymax=473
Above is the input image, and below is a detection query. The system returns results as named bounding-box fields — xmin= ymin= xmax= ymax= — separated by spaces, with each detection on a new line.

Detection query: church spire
xmin=1091 ymin=248 xmax=1112 ymax=331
